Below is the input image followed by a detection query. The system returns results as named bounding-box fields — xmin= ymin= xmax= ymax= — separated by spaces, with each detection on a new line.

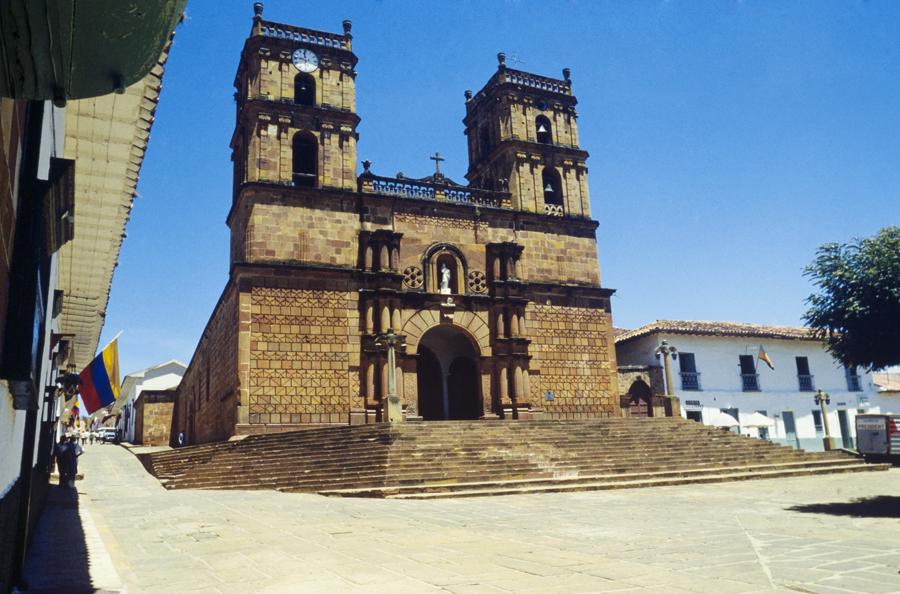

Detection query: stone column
xmin=441 ymin=367 xmax=450 ymax=420
xmin=498 ymin=364 xmax=509 ymax=416
xmin=510 ymin=308 xmax=520 ymax=337
xmin=391 ymin=303 xmax=401 ymax=331
xmin=511 ymin=363 xmax=522 ymax=419
xmin=391 ymin=246 xmax=400 ymax=271
xmin=364 ymin=302 xmax=374 ymax=334
xmin=380 ymin=303 xmax=390 ymax=333
xmin=379 ymin=244 xmax=389 ymax=270
xmin=365 ymin=360 xmax=375 ymax=400
xmin=496 ymin=308 xmax=506 ymax=338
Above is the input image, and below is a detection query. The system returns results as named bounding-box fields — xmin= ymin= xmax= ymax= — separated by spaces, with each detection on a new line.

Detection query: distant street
xmin=25 ymin=445 xmax=900 ymax=593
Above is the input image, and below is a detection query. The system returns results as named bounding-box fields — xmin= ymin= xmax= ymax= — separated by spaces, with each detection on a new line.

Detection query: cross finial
xmin=429 ymin=152 xmax=445 ymax=176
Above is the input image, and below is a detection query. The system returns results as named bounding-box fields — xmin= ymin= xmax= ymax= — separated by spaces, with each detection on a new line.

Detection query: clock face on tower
xmin=292 ymin=48 xmax=319 ymax=73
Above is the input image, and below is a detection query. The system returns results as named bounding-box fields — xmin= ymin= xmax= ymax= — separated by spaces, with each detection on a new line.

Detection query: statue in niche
xmin=439 ymin=263 xmax=452 ymax=294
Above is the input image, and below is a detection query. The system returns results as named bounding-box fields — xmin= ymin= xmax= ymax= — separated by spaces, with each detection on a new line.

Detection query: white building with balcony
xmin=615 ymin=321 xmax=896 ymax=452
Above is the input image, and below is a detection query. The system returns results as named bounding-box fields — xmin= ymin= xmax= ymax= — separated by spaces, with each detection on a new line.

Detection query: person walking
xmin=53 ymin=436 xmax=72 ymax=486
xmin=69 ymin=436 xmax=84 ymax=486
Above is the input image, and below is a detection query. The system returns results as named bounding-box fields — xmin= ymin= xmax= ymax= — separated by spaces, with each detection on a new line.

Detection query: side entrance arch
xmin=625 ymin=378 xmax=652 ymax=417
xmin=417 ymin=325 xmax=481 ymax=420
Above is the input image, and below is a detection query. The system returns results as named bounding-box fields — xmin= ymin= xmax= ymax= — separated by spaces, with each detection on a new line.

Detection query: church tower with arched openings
xmin=231 ymin=3 xmax=358 ymax=198
xmin=463 ymin=53 xmax=590 ymax=218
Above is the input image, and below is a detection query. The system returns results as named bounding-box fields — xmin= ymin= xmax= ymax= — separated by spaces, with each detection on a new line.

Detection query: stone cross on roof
xmin=429 ymin=152 xmax=445 ymax=176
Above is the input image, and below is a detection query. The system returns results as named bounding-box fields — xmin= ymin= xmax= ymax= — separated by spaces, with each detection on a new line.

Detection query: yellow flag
xmin=758 ymin=345 xmax=775 ymax=370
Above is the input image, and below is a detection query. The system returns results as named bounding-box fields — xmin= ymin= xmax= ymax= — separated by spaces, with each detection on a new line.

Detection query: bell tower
xmin=463 ymin=53 xmax=591 ymax=217
xmin=231 ymin=3 xmax=359 ymax=195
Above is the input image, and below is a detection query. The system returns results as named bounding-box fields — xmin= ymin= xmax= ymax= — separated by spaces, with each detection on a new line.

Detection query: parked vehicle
xmin=855 ymin=414 xmax=900 ymax=463
xmin=98 ymin=427 xmax=118 ymax=443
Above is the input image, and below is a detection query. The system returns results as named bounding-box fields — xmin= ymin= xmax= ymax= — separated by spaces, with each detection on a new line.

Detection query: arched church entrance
xmin=416 ymin=325 xmax=481 ymax=420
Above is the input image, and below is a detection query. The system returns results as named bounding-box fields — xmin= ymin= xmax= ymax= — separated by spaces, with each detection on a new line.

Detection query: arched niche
xmin=423 ymin=243 xmax=467 ymax=295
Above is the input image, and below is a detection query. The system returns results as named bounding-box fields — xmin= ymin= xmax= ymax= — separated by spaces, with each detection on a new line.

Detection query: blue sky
xmin=100 ymin=1 xmax=900 ymax=375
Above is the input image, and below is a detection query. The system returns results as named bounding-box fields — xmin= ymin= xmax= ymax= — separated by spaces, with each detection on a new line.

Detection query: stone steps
xmin=170 ymin=453 xmax=832 ymax=492
xmin=162 ymin=445 xmax=809 ymax=483
xmin=320 ymin=459 xmax=885 ymax=499
xmin=382 ymin=463 xmax=890 ymax=499
xmin=143 ymin=418 xmax=886 ymax=497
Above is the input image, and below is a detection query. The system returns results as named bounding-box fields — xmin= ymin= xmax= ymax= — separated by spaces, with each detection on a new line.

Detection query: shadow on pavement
xmin=787 ymin=496 xmax=900 ymax=518
xmin=21 ymin=481 xmax=96 ymax=593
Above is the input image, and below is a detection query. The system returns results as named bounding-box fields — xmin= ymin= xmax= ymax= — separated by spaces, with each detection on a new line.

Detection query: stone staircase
xmin=141 ymin=418 xmax=889 ymax=498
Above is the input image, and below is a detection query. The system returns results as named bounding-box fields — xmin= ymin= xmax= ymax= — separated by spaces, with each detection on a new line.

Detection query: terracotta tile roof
xmin=615 ymin=320 xmax=815 ymax=344
xmin=873 ymin=372 xmax=900 ymax=392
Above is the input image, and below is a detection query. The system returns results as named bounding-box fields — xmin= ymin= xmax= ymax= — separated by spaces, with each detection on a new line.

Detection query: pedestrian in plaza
xmin=65 ymin=435 xmax=84 ymax=487
xmin=53 ymin=435 xmax=72 ymax=486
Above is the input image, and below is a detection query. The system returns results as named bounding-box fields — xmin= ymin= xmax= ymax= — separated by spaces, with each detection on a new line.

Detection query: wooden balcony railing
xmin=680 ymin=371 xmax=701 ymax=391
xmin=741 ymin=373 xmax=760 ymax=392
xmin=798 ymin=374 xmax=815 ymax=392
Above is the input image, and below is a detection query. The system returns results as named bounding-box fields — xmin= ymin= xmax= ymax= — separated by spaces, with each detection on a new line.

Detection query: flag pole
xmin=86 ymin=330 xmax=123 ymax=360
xmin=102 ymin=330 xmax=124 ymax=351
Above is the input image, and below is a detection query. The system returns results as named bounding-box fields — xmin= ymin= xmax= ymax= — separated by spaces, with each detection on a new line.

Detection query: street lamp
xmin=654 ymin=340 xmax=679 ymax=397
xmin=814 ymin=389 xmax=836 ymax=451
xmin=374 ymin=330 xmax=405 ymax=423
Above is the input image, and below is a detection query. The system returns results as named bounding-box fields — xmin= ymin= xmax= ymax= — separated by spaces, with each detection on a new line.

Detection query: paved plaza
xmin=24 ymin=444 xmax=900 ymax=594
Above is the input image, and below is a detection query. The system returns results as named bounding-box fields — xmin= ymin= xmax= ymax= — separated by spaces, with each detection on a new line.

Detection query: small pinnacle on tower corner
xmin=253 ymin=2 xmax=263 ymax=18
xmin=343 ymin=19 xmax=352 ymax=35
xmin=497 ymin=52 xmax=506 ymax=68
xmin=562 ymin=68 xmax=571 ymax=82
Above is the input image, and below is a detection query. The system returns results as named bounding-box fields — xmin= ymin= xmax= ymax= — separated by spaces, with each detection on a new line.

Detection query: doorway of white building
xmin=782 ymin=411 xmax=800 ymax=449
xmin=837 ymin=410 xmax=853 ymax=449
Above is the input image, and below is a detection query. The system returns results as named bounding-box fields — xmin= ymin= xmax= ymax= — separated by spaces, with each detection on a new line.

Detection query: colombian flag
xmin=78 ymin=339 xmax=121 ymax=414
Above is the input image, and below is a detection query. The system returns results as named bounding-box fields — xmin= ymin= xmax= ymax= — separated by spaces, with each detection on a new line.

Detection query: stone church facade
xmin=175 ymin=7 xmax=619 ymax=444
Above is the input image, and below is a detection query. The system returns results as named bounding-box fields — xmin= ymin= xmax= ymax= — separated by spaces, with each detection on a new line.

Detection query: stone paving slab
xmin=21 ymin=444 xmax=900 ymax=593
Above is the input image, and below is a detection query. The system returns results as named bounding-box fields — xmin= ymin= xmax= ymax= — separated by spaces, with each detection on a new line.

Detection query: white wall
xmin=0 ymin=384 xmax=26 ymax=498
xmin=617 ymin=332 xmax=887 ymax=451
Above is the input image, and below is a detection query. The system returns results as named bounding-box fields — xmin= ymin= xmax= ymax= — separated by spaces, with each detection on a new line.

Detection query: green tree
xmin=803 ymin=226 xmax=900 ymax=370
